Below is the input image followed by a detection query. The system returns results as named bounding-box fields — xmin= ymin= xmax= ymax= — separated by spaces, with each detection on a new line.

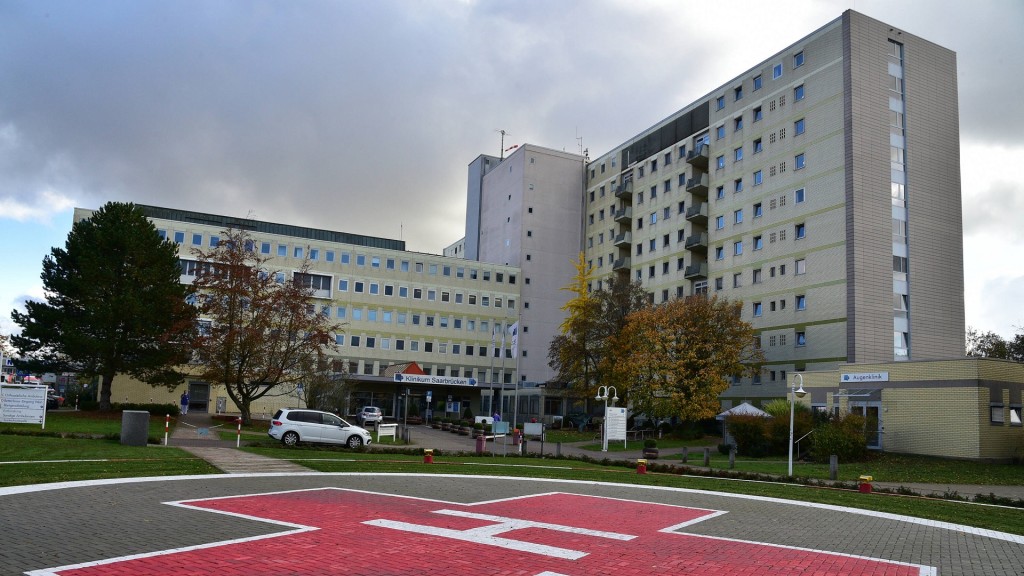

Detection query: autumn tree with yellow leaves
xmin=602 ymin=295 xmax=764 ymax=422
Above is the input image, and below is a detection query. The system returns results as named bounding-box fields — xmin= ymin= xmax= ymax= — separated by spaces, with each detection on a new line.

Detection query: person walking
xmin=180 ymin=391 xmax=190 ymax=415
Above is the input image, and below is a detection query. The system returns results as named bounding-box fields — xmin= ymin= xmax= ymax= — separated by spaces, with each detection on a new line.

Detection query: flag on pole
xmin=500 ymin=325 xmax=506 ymax=358
xmin=509 ymin=322 xmax=519 ymax=356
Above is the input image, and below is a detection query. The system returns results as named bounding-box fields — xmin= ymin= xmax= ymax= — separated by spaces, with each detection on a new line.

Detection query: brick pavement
xmin=2 ymin=474 xmax=1022 ymax=575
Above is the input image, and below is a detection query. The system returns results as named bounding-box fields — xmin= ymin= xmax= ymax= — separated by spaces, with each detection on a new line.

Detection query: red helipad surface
xmin=33 ymin=490 xmax=933 ymax=575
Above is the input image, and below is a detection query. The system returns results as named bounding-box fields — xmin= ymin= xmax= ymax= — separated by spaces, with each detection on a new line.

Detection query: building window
xmin=715 ymin=246 xmax=724 ymax=260
xmin=795 ymin=153 xmax=806 ymax=170
xmin=795 ymin=118 xmax=805 ymax=135
xmin=734 ymin=209 xmax=743 ymax=224
xmin=753 ymin=138 xmax=762 ymax=154
xmin=716 ymin=186 xmax=725 ymax=199
xmin=991 ymin=405 xmax=1005 ymax=424
xmin=733 ymin=273 xmax=742 ymax=288
xmin=753 ymin=106 xmax=762 ymax=122
xmin=734 ymin=178 xmax=743 ymax=193
xmin=794 ymin=84 xmax=805 ymax=101
xmin=796 ymin=331 xmax=806 ymax=346
xmin=773 ymin=63 xmax=783 ymax=79
xmin=795 ymin=188 xmax=805 ymax=203
xmin=752 ymin=268 xmax=762 ymax=283
xmin=753 ymin=302 xmax=762 ymax=317
xmin=734 ymin=147 xmax=743 ymax=161
xmin=753 ymin=170 xmax=763 ymax=186
xmin=734 ymin=117 xmax=743 ymax=131
xmin=734 ymin=241 xmax=743 ymax=256
xmin=753 ymin=235 xmax=763 ymax=250
xmin=796 ymin=258 xmax=806 ymax=275
xmin=796 ymin=295 xmax=806 ymax=310
xmin=753 ymin=74 xmax=762 ymax=91
xmin=753 ymin=202 xmax=763 ymax=218
xmin=716 ymin=125 xmax=726 ymax=139
xmin=716 ymin=95 xmax=725 ymax=110
xmin=734 ymin=86 xmax=743 ymax=101
xmin=716 ymin=215 xmax=725 ymax=230
xmin=794 ymin=51 xmax=805 ymax=68
xmin=795 ymin=223 xmax=806 ymax=239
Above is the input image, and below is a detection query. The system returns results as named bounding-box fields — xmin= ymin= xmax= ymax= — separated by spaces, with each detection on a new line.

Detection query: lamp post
xmin=788 ymin=374 xmax=807 ymax=476
xmin=595 ymin=385 xmax=618 ymax=452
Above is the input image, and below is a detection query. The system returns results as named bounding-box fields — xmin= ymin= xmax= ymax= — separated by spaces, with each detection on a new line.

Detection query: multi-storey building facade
xmin=72 ymin=206 xmax=523 ymax=419
xmin=581 ymin=10 xmax=964 ymax=406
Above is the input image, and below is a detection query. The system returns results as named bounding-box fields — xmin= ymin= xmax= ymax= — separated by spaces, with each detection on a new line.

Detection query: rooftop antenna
xmin=497 ymin=129 xmax=509 ymax=160
xmin=576 ymin=128 xmax=584 ymax=156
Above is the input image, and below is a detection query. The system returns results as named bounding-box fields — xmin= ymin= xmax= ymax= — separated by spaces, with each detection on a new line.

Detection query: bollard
xmin=164 ymin=414 xmax=170 ymax=446
xmin=681 ymin=446 xmax=688 ymax=463
xmin=475 ymin=434 xmax=486 ymax=454
xmin=829 ymin=455 xmax=838 ymax=481
xmin=703 ymin=447 xmax=711 ymax=467
xmin=556 ymin=442 xmax=562 ymax=458
xmin=729 ymin=447 xmax=736 ymax=469
xmin=858 ymin=475 xmax=873 ymax=494
xmin=423 ymin=449 xmax=434 ymax=464
xmin=236 ymin=417 xmax=242 ymax=448
xmin=636 ymin=459 xmax=647 ymax=474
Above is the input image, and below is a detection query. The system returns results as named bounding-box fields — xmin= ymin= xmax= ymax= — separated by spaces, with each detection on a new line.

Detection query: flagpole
xmin=510 ymin=314 xmax=522 ymax=429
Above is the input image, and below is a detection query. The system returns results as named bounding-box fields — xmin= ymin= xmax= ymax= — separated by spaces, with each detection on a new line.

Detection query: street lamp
xmin=788 ymin=374 xmax=807 ymax=476
xmin=595 ymin=386 xmax=618 ymax=452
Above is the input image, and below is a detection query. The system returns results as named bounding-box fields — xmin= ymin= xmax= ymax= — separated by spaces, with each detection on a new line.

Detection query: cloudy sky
xmin=1 ymin=0 xmax=1022 ymax=341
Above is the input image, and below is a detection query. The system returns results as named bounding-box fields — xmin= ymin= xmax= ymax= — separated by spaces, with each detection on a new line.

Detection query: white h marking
xmin=364 ymin=509 xmax=636 ymax=560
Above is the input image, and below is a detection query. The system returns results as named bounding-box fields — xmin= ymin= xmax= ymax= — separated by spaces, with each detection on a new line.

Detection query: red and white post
xmin=236 ymin=417 xmax=242 ymax=448
xmin=164 ymin=414 xmax=170 ymax=446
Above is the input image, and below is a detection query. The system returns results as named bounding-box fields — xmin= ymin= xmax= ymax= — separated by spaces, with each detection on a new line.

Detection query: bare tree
xmin=190 ymin=228 xmax=340 ymax=424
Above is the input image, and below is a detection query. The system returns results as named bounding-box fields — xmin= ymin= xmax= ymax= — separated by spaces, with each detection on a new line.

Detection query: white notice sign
xmin=605 ymin=407 xmax=627 ymax=441
xmin=0 ymin=384 xmax=48 ymax=426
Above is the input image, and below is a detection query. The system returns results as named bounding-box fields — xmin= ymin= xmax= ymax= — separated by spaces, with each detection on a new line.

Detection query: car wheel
xmin=282 ymin=431 xmax=300 ymax=447
xmin=346 ymin=435 xmax=363 ymax=449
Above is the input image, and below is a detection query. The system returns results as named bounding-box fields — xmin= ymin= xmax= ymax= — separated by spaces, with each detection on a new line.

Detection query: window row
xmin=335 ymin=335 xmax=516 ymax=358
xmin=336 ymin=279 xmax=515 ymax=309
xmin=713 ymin=258 xmax=807 ymax=290
xmin=751 ymin=294 xmax=807 ymax=317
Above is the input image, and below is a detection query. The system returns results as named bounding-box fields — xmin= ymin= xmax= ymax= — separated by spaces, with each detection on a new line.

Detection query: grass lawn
xmin=0 ymin=435 xmax=219 ymax=487
xmin=0 ymin=409 xmax=174 ymax=439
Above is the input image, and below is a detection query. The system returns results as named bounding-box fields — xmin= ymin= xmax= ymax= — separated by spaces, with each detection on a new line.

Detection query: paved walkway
xmin=169 ymin=412 xmax=310 ymax=474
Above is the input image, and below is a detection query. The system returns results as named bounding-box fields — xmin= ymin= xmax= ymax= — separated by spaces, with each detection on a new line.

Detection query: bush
xmin=718 ymin=443 xmax=732 ymax=455
xmin=462 ymin=407 xmax=474 ymax=420
xmin=644 ymin=438 xmax=657 ymax=448
xmin=810 ymin=413 xmax=868 ymax=463
xmin=726 ymin=415 xmax=771 ymax=457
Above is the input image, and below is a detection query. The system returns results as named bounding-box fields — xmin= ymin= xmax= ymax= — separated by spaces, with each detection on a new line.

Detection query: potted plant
xmin=642 ymin=438 xmax=659 ymax=459
xmin=439 ymin=418 xmax=449 ymax=431
xmin=458 ymin=420 xmax=471 ymax=435
xmin=473 ymin=422 xmax=485 ymax=438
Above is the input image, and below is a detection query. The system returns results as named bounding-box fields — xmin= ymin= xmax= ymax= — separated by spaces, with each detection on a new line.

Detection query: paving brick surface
xmin=2 ymin=475 xmax=1022 ymax=576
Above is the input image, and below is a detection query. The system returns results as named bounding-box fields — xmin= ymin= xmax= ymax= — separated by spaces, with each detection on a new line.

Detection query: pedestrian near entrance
xmin=492 ymin=412 xmax=501 ymax=422
xmin=180 ymin=391 xmax=190 ymax=415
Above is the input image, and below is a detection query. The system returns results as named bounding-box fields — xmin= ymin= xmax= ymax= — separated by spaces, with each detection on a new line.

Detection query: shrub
xmin=810 ymin=413 xmax=868 ymax=463
xmin=726 ymin=414 xmax=771 ymax=457
xmin=462 ymin=407 xmax=474 ymax=420
xmin=718 ymin=443 xmax=732 ymax=455
xmin=644 ymin=438 xmax=657 ymax=448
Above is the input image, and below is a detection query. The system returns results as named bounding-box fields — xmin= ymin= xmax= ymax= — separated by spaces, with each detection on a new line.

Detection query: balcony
xmin=613 ymin=231 xmax=632 ymax=247
xmin=612 ymin=257 xmax=631 ymax=272
xmin=613 ymin=206 xmax=633 ymax=223
xmin=686 ymin=143 xmax=709 ymax=169
xmin=685 ymin=172 xmax=709 ymax=197
xmin=684 ymin=262 xmax=708 ymax=279
xmin=684 ymin=232 xmax=708 ymax=252
xmin=614 ymin=180 xmax=634 ymax=201
xmin=685 ymin=202 xmax=708 ymax=224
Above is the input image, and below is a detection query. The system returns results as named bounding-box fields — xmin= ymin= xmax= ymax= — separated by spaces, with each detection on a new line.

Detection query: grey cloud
xmin=962 ymin=179 xmax=1024 ymax=241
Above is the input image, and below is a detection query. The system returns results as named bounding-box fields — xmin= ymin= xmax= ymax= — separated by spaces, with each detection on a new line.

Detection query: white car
xmin=268 ymin=408 xmax=372 ymax=448
xmin=357 ymin=406 xmax=383 ymax=425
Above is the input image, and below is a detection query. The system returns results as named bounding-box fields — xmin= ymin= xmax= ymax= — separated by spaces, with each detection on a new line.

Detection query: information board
xmin=606 ymin=406 xmax=627 ymax=441
xmin=0 ymin=384 xmax=48 ymax=427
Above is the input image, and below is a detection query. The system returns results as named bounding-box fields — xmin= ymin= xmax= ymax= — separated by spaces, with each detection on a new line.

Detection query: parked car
xmin=268 ymin=408 xmax=372 ymax=448
xmin=357 ymin=406 xmax=383 ymax=426
xmin=46 ymin=392 xmax=64 ymax=410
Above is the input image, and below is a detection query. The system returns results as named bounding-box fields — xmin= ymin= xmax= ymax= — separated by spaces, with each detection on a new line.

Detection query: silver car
xmin=357 ymin=406 xmax=383 ymax=425
xmin=268 ymin=408 xmax=372 ymax=448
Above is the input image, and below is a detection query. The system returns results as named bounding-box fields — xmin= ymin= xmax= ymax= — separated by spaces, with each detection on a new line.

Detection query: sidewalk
xmin=168 ymin=412 xmax=311 ymax=474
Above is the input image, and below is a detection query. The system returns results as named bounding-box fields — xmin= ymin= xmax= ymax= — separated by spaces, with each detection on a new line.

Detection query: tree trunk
xmin=98 ymin=373 xmax=115 ymax=411
xmin=239 ymin=400 xmax=253 ymax=426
